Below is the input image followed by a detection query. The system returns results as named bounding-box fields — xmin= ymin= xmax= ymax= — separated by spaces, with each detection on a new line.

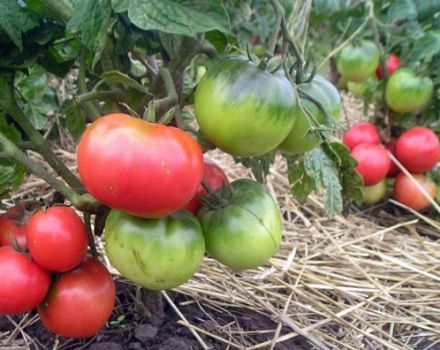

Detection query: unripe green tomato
xmin=337 ymin=41 xmax=380 ymax=82
xmin=347 ymin=77 xmax=377 ymax=98
xmin=254 ymin=44 xmax=266 ymax=58
xmin=363 ymin=179 xmax=387 ymax=205
xmin=195 ymin=56 xmax=296 ymax=157
xmin=198 ymin=179 xmax=282 ymax=271
xmin=385 ymin=68 xmax=433 ymax=114
xmin=278 ymin=75 xmax=341 ymax=154
xmin=105 ymin=210 xmax=205 ymax=290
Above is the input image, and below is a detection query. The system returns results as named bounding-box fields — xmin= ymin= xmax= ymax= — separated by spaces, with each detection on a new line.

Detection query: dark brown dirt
xmin=0 ymin=280 xmax=311 ymax=350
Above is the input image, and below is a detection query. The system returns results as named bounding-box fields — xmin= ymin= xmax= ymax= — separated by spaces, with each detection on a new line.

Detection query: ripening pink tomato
xmin=393 ymin=173 xmax=436 ymax=211
xmin=343 ymin=122 xmax=381 ymax=151
xmin=351 ymin=143 xmax=391 ymax=185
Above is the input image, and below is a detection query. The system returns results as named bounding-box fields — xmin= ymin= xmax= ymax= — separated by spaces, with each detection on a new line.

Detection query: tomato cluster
xmin=195 ymin=56 xmax=341 ymax=157
xmin=338 ymin=42 xmax=433 ymax=114
xmin=0 ymin=205 xmax=116 ymax=339
xmin=76 ymin=113 xmax=283 ymax=291
xmin=343 ymin=123 xmax=439 ymax=211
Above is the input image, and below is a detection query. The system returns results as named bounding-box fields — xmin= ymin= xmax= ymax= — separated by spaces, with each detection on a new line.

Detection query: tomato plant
xmin=375 ymin=54 xmax=400 ymax=80
xmin=351 ymin=144 xmax=390 ymax=186
xmin=185 ymin=159 xmax=229 ymax=214
xmin=195 ymin=56 xmax=296 ymax=157
xmin=336 ymin=41 xmax=380 ymax=82
xmin=342 ymin=122 xmax=380 ymax=151
xmin=38 ymin=258 xmax=116 ymax=339
xmin=105 ymin=209 xmax=205 ymax=290
xmin=0 ymin=246 xmax=50 ymax=315
xmin=27 ymin=206 xmax=88 ymax=272
xmin=278 ymin=75 xmax=341 ymax=154
xmin=198 ymin=179 xmax=282 ymax=271
xmin=77 ymin=114 xmax=204 ymax=218
xmin=385 ymin=69 xmax=433 ymax=114
xmin=393 ymin=173 xmax=436 ymax=211
xmin=395 ymin=127 xmax=440 ymax=174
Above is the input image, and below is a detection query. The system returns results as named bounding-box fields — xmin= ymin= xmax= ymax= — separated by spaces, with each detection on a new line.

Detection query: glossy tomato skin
xmin=27 ymin=206 xmax=88 ymax=272
xmin=385 ymin=143 xmax=400 ymax=177
xmin=376 ymin=54 xmax=400 ymax=79
xmin=385 ymin=69 xmax=433 ymax=114
xmin=278 ymin=75 xmax=341 ymax=154
xmin=77 ymin=114 xmax=204 ymax=218
xmin=198 ymin=179 xmax=282 ymax=271
xmin=185 ymin=159 xmax=229 ymax=214
xmin=0 ymin=246 xmax=50 ymax=315
xmin=336 ymin=41 xmax=380 ymax=82
xmin=351 ymin=144 xmax=391 ymax=186
xmin=105 ymin=210 xmax=205 ymax=290
xmin=363 ymin=179 xmax=387 ymax=205
xmin=393 ymin=173 xmax=436 ymax=211
xmin=195 ymin=56 xmax=296 ymax=157
xmin=395 ymin=127 xmax=440 ymax=173
xmin=38 ymin=258 xmax=115 ymax=339
xmin=0 ymin=209 xmax=27 ymax=248
xmin=343 ymin=122 xmax=380 ymax=151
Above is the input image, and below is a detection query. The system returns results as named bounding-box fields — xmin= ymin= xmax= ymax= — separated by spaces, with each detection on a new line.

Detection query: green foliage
xmin=124 ymin=0 xmax=230 ymax=37
xmin=234 ymin=151 xmax=277 ymax=184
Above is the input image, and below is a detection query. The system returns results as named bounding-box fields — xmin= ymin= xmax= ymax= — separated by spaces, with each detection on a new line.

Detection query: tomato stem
xmin=0 ymin=75 xmax=85 ymax=193
xmin=78 ymin=47 xmax=101 ymax=121
xmin=84 ymin=213 xmax=98 ymax=259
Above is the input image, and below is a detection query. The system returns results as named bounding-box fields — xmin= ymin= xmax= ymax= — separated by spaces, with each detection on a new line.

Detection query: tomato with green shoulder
xmin=195 ymin=56 xmax=296 ymax=157
xmin=105 ymin=210 xmax=205 ymax=290
xmin=198 ymin=179 xmax=282 ymax=271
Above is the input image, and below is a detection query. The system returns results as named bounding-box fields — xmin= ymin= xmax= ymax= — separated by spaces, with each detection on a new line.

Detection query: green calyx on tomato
xmin=194 ymin=56 xmax=296 ymax=157
xmin=336 ymin=40 xmax=380 ymax=82
xmin=278 ymin=75 xmax=341 ymax=154
xmin=105 ymin=209 xmax=205 ymax=290
xmin=198 ymin=179 xmax=282 ymax=271
xmin=385 ymin=68 xmax=433 ymax=114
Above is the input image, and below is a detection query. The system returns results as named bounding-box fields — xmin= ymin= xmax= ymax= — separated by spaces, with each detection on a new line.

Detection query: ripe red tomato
xmin=394 ymin=173 xmax=436 ymax=211
xmin=27 ymin=206 xmax=88 ymax=272
xmin=342 ymin=122 xmax=380 ymax=151
xmin=0 ymin=246 xmax=50 ymax=315
xmin=351 ymin=144 xmax=391 ymax=185
xmin=376 ymin=54 xmax=401 ymax=79
xmin=385 ymin=143 xmax=400 ymax=177
xmin=395 ymin=127 xmax=440 ymax=173
xmin=0 ymin=208 xmax=27 ymax=248
xmin=185 ymin=160 xmax=229 ymax=214
xmin=38 ymin=258 xmax=116 ymax=339
xmin=77 ymin=114 xmax=204 ymax=218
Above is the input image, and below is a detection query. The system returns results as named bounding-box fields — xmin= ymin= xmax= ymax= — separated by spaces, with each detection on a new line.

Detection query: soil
xmin=0 ymin=280 xmax=310 ymax=350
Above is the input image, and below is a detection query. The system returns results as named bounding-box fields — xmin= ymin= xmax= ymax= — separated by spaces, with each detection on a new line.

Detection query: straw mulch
xmin=2 ymin=95 xmax=440 ymax=349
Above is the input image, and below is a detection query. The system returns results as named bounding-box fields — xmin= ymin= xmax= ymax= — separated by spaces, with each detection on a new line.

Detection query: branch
xmin=78 ymin=48 xmax=101 ymax=121
xmin=149 ymin=68 xmax=179 ymax=122
xmin=84 ymin=212 xmax=98 ymax=259
xmin=267 ymin=0 xmax=283 ymax=56
xmin=0 ymin=131 xmax=102 ymax=213
xmin=131 ymin=50 xmax=159 ymax=78
xmin=0 ymin=78 xmax=84 ymax=192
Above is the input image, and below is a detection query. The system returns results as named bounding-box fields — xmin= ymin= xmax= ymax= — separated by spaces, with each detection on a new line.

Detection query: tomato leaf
xmin=408 ymin=31 xmax=440 ymax=62
xmin=127 ymin=0 xmax=230 ymax=37
xmin=111 ymin=0 xmax=129 ymax=13
xmin=324 ymin=142 xmax=364 ymax=205
xmin=14 ymin=65 xmax=57 ymax=130
xmin=304 ymin=147 xmax=343 ymax=215
xmin=60 ymin=100 xmax=86 ymax=140
xmin=100 ymin=71 xmax=148 ymax=93
xmin=0 ymin=0 xmax=38 ymax=51
xmin=67 ymin=0 xmax=112 ymax=59
xmin=234 ymin=151 xmax=276 ymax=184
xmin=287 ymin=157 xmax=315 ymax=203
xmin=386 ymin=0 xmax=418 ymax=23
xmin=0 ymin=118 xmax=26 ymax=199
